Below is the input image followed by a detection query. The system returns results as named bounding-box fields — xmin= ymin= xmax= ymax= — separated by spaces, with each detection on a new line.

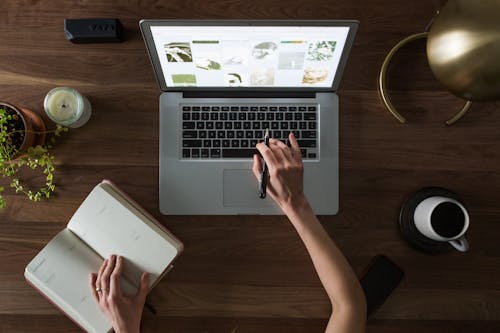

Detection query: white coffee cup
xmin=413 ymin=196 xmax=470 ymax=252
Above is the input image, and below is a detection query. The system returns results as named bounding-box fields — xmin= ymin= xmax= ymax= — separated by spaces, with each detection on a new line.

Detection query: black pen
xmin=259 ymin=128 xmax=270 ymax=199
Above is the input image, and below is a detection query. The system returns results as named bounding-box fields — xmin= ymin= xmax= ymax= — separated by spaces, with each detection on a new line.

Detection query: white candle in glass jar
xmin=44 ymin=87 xmax=92 ymax=128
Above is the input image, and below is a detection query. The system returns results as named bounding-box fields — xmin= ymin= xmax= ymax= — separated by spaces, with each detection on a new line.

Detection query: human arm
xmin=253 ymin=133 xmax=366 ymax=333
xmin=89 ymin=255 xmax=149 ymax=333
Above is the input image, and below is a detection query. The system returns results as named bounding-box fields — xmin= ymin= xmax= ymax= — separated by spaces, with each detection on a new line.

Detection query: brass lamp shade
xmin=379 ymin=0 xmax=500 ymax=125
xmin=427 ymin=0 xmax=500 ymax=101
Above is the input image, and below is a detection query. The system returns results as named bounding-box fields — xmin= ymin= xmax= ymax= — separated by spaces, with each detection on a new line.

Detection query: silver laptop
xmin=140 ymin=20 xmax=358 ymax=215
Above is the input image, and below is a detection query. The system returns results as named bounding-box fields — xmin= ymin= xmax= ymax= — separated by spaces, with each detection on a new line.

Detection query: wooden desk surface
xmin=1 ymin=1 xmax=500 ymax=332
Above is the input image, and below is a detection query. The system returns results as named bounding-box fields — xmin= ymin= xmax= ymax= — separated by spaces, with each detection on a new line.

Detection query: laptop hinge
xmin=182 ymin=91 xmax=316 ymax=99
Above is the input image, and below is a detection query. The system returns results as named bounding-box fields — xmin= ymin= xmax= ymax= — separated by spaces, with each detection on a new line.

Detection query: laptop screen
xmin=148 ymin=24 xmax=353 ymax=89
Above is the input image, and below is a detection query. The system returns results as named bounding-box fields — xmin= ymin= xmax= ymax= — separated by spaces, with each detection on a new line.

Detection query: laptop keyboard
xmin=181 ymin=104 xmax=318 ymax=159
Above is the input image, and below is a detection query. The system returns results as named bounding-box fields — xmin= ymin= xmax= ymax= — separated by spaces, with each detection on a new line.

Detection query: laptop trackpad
xmin=223 ymin=169 xmax=272 ymax=208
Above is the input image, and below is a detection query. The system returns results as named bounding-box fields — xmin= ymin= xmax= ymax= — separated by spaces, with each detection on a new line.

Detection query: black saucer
xmin=399 ymin=187 xmax=462 ymax=254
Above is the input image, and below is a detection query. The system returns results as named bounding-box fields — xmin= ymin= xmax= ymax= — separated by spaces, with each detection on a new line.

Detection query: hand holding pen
xmin=253 ymin=132 xmax=305 ymax=210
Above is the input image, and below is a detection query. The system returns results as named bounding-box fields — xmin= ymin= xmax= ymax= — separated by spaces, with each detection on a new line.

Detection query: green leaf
xmin=0 ymin=113 xmax=68 ymax=208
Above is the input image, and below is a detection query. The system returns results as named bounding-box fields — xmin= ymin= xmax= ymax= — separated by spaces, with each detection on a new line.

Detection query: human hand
xmin=89 ymin=255 xmax=149 ymax=333
xmin=253 ymin=132 xmax=308 ymax=213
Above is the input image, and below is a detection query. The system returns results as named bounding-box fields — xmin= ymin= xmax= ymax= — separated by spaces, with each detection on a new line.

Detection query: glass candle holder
xmin=43 ymin=87 xmax=92 ymax=128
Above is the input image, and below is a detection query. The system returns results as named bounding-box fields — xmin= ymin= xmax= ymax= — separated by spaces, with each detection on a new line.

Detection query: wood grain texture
xmin=1 ymin=0 xmax=500 ymax=332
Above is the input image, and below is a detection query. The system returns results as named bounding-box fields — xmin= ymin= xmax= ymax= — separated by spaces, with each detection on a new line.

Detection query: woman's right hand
xmin=252 ymin=132 xmax=308 ymax=214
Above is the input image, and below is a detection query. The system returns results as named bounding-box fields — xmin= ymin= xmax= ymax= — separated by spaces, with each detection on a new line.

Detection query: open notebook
xmin=24 ymin=180 xmax=183 ymax=333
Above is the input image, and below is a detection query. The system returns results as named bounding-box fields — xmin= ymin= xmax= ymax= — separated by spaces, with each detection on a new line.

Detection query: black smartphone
xmin=360 ymin=255 xmax=404 ymax=317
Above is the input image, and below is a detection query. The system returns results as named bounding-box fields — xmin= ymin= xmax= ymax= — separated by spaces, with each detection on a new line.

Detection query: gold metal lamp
xmin=379 ymin=0 xmax=500 ymax=125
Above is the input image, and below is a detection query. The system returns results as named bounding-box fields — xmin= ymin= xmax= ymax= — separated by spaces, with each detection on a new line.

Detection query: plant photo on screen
xmin=307 ymin=41 xmax=337 ymax=61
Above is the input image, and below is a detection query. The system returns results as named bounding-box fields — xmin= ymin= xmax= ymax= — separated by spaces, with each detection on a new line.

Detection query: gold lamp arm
xmin=378 ymin=31 xmax=472 ymax=125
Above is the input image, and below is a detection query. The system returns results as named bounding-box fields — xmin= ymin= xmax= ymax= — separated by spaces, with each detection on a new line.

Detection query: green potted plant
xmin=0 ymin=101 xmax=67 ymax=208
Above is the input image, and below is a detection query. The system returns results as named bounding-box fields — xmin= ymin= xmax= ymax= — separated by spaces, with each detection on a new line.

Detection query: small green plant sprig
xmin=0 ymin=107 xmax=68 ymax=208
